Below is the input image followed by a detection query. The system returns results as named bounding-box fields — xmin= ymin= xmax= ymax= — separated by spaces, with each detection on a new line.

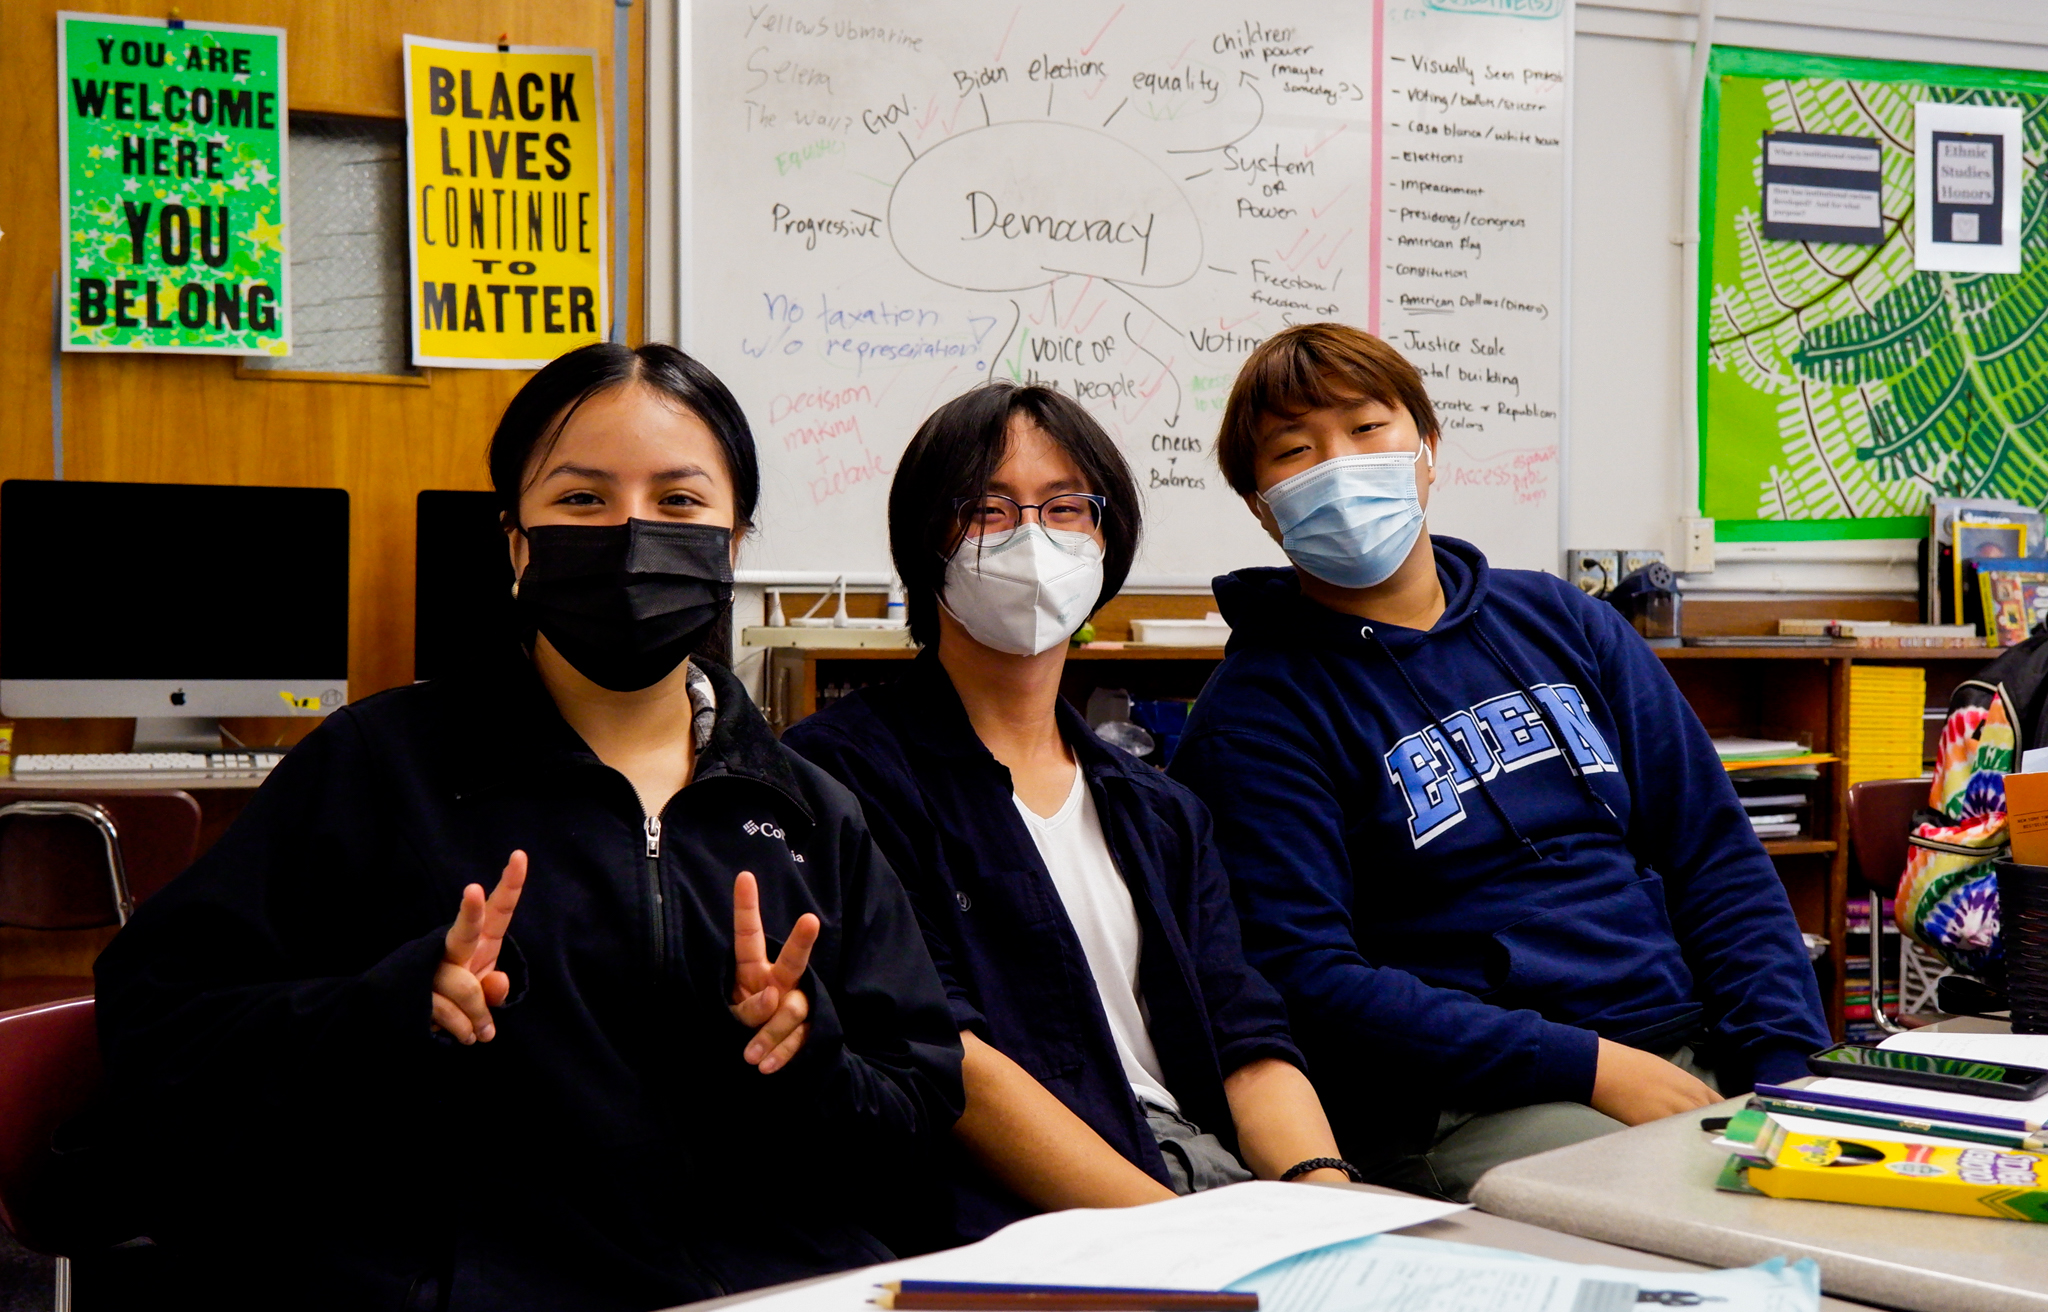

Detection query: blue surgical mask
xmin=1260 ymin=445 xmax=1431 ymax=589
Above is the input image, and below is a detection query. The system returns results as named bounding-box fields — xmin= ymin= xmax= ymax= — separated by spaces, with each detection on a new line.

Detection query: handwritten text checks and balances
xmin=1380 ymin=7 xmax=1564 ymax=518
xmin=403 ymin=36 xmax=607 ymax=368
xmin=59 ymin=16 xmax=290 ymax=355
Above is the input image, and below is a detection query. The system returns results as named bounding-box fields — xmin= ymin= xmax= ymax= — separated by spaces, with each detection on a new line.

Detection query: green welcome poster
xmin=1699 ymin=46 xmax=2048 ymax=542
xmin=58 ymin=11 xmax=289 ymax=355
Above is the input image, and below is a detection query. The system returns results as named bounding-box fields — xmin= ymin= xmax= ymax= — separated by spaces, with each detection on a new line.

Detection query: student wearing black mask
xmin=95 ymin=342 xmax=965 ymax=1312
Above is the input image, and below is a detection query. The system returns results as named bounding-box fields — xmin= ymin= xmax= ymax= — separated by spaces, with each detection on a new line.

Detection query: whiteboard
xmin=685 ymin=0 xmax=1567 ymax=584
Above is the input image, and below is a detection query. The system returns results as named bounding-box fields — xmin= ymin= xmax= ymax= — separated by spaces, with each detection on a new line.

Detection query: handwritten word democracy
xmin=963 ymin=193 xmax=1159 ymax=274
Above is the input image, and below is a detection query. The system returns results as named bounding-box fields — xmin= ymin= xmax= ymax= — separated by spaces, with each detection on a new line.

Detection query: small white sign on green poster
xmin=57 ymin=11 xmax=290 ymax=356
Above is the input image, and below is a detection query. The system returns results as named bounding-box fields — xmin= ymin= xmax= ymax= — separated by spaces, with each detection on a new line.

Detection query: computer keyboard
xmin=13 ymin=751 xmax=286 ymax=776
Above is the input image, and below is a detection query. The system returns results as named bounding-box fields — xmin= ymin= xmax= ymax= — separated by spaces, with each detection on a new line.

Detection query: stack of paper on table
xmin=1233 ymin=1234 xmax=1819 ymax=1312
xmin=1716 ymin=1031 xmax=2048 ymax=1222
xmin=1788 ymin=1031 xmax=2048 ymax=1148
xmin=733 ymin=1182 xmax=1820 ymax=1312
xmin=736 ymin=1185 xmax=1463 ymax=1312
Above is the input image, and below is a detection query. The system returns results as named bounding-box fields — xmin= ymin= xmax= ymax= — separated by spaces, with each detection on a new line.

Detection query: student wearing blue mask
xmin=1170 ymin=323 xmax=1828 ymax=1202
xmin=784 ymin=382 xmax=1353 ymax=1249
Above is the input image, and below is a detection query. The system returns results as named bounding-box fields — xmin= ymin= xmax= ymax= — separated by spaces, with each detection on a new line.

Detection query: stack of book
xmin=1777 ymin=619 xmax=1982 ymax=648
xmin=1732 ymin=780 xmax=1810 ymax=840
xmin=1847 ymin=665 xmax=1927 ymax=786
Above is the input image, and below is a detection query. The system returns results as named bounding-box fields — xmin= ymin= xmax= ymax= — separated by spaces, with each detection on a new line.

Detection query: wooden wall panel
xmin=0 ymin=0 xmax=645 ymax=736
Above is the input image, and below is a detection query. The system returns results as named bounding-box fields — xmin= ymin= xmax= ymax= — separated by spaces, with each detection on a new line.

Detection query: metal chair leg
xmin=54 ymin=1254 xmax=71 ymax=1312
xmin=0 ymin=800 xmax=132 ymax=925
xmin=1870 ymin=889 xmax=1906 ymax=1034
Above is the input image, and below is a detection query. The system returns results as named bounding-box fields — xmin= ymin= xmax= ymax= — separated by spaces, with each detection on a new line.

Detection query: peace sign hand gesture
xmin=729 ymin=870 xmax=821 ymax=1074
xmin=430 ymin=850 xmax=528 ymax=1045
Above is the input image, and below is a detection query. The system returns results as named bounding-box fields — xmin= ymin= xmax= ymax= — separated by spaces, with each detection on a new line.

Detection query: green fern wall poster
xmin=1701 ymin=46 xmax=2048 ymax=543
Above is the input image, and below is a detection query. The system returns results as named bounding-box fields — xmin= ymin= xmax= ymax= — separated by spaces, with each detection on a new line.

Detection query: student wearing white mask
xmin=784 ymin=382 xmax=1351 ymax=1249
xmin=1171 ymin=323 xmax=1827 ymax=1201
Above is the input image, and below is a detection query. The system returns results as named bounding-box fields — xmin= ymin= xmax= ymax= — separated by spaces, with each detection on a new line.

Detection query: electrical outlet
xmin=1679 ymin=516 xmax=1716 ymax=573
xmin=1621 ymin=549 xmax=1666 ymax=579
xmin=1566 ymin=549 xmax=1621 ymax=596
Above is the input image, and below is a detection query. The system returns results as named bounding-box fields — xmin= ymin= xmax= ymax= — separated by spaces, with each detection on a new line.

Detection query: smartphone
xmin=1804 ymin=1043 xmax=2048 ymax=1101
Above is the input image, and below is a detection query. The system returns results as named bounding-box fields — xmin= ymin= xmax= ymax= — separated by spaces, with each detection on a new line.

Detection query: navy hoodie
xmin=1170 ymin=538 xmax=1827 ymax=1147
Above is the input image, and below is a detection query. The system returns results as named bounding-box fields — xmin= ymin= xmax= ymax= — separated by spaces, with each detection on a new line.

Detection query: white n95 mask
xmin=941 ymin=524 xmax=1105 ymax=656
xmin=1260 ymin=445 xmax=1431 ymax=590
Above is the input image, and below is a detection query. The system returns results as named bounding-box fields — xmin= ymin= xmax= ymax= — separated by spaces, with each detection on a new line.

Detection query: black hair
xmin=487 ymin=341 xmax=758 ymax=666
xmin=888 ymin=382 xmax=1141 ymax=649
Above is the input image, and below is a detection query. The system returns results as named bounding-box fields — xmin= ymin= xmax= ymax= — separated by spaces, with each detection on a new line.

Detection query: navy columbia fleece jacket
xmin=1169 ymin=537 xmax=1827 ymax=1155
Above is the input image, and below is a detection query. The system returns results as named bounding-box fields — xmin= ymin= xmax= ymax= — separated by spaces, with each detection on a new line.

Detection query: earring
xmin=510 ymin=578 xmax=520 ymax=600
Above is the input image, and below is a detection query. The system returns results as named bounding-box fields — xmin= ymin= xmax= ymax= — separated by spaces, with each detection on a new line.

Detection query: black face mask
xmin=516 ymin=519 xmax=734 ymax=692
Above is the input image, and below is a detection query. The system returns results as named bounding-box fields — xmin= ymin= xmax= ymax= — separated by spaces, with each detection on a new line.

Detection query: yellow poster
xmin=402 ymin=36 xmax=606 ymax=369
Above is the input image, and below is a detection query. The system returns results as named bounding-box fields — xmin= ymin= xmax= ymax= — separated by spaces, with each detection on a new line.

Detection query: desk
xmin=1470 ymin=1022 xmax=2043 ymax=1312
xmin=672 ymin=1183 xmax=1875 ymax=1312
xmin=0 ymin=770 xmax=264 ymax=853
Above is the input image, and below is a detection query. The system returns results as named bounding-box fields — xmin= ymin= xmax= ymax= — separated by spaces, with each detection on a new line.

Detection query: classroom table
xmin=1470 ymin=1020 xmax=2044 ymax=1312
xmin=670 ymin=1182 xmax=1877 ymax=1312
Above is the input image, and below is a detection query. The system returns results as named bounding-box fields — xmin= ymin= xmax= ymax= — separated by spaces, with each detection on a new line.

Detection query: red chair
xmin=0 ymin=997 xmax=101 ymax=1312
xmin=1846 ymin=777 xmax=1933 ymax=1034
xmin=0 ymin=789 xmax=200 ymax=1011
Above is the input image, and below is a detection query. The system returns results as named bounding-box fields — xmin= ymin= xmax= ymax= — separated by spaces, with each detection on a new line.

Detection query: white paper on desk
xmin=912 ymin=1183 xmax=1465 ymax=1288
xmin=734 ymin=1184 xmax=1465 ymax=1312
xmin=1230 ymin=1235 xmax=1820 ymax=1312
xmin=1796 ymin=1030 xmax=2048 ymax=1146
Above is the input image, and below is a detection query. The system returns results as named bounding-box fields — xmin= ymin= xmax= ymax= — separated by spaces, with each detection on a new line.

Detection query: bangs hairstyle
xmin=1214 ymin=323 xmax=1440 ymax=495
xmin=487 ymin=340 xmax=760 ymax=666
xmin=889 ymin=382 xmax=1141 ymax=650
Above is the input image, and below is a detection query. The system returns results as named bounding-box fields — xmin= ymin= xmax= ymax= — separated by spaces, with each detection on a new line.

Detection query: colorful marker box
xmin=1717 ymin=1109 xmax=2048 ymax=1222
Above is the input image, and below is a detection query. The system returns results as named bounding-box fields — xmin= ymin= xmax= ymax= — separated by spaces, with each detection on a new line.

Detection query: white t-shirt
xmin=1013 ymin=765 xmax=1180 ymax=1113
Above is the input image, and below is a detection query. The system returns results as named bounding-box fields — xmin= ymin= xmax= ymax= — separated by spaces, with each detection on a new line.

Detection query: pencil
xmin=1750 ymin=1096 xmax=2047 ymax=1151
xmin=1753 ymin=1082 xmax=2042 ymax=1133
xmin=874 ymin=1281 xmax=1259 ymax=1311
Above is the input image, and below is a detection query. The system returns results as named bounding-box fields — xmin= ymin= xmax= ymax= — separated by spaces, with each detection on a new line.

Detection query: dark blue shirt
xmin=784 ymin=653 xmax=1303 ymax=1245
xmin=1170 ymin=538 xmax=1829 ymax=1164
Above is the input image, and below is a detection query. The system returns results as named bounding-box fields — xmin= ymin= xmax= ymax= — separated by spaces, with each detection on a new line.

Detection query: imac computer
xmin=1 ymin=479 xmax=349 ymax=749
xmin=414 ymin=489 xmax=514 ymax=682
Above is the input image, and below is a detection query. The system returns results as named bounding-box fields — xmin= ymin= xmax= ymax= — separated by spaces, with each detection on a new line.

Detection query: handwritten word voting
xmin=691 ymin=0 xmax=1568 ymax=582
xmin=404 ymin=36 xmax=607 ymax=369
xmin=59 ymin=12 xmax=289 ymax=357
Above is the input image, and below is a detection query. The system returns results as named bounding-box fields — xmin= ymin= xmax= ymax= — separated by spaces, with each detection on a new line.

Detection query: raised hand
xmin=430 ymin=850 xmax=528 ymax=1044
xmin=729 ymin=870 xmax=821 ymax=1074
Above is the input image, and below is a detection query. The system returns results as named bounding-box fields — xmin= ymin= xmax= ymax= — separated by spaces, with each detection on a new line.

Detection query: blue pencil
xmin=1754 ymin=1082 xmax=2040 ymax=1133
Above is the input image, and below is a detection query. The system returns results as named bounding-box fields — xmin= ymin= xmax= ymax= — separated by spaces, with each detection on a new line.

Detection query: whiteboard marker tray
xmin=741 ymin=627 xmax=916 ymax=650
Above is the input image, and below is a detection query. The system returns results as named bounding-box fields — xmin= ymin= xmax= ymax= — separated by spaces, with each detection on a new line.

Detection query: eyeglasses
xmin=953 ymin=493 xmax=1107 ymax=544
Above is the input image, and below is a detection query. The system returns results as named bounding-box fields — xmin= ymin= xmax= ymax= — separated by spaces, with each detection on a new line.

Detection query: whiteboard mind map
xmin=690 ymin=0 xmax=1568 ymax=583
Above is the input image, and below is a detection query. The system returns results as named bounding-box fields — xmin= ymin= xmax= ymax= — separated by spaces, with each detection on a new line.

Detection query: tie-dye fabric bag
xmin=1897 ymin=682 xmax=2009 ymax=983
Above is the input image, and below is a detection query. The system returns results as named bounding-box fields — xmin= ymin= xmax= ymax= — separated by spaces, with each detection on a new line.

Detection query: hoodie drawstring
xmin=1358 ymin=623 xmax=1547 ymax=863
xmin=1469 ymin=623 xmax=1625 ymax=832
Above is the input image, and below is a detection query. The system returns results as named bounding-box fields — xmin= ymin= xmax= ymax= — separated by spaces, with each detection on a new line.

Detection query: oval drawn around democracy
xmin=887 ymin=121 xmax=1203 ymax=292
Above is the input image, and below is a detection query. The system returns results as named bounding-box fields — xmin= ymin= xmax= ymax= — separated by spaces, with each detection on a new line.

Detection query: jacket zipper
xmin=645 ymin=813 xmax=666 ymax=972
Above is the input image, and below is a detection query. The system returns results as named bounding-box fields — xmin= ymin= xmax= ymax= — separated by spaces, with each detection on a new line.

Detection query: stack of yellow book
xmin=1848 ymin=665 xmax=1927 ymax=786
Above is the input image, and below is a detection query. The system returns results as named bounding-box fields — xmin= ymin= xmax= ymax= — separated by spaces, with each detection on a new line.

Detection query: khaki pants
xmin=1375 ymin=1045 xmax=1720 ymax=1203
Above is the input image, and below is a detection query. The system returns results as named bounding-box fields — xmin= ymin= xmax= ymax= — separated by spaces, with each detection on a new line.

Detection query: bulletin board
xmin=1699 ymin=46 xmax=2048 ymax=544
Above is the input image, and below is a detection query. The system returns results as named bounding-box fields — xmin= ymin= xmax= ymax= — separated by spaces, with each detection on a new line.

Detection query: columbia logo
xmin=744 ymin=818 xmax=789 ymax=842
